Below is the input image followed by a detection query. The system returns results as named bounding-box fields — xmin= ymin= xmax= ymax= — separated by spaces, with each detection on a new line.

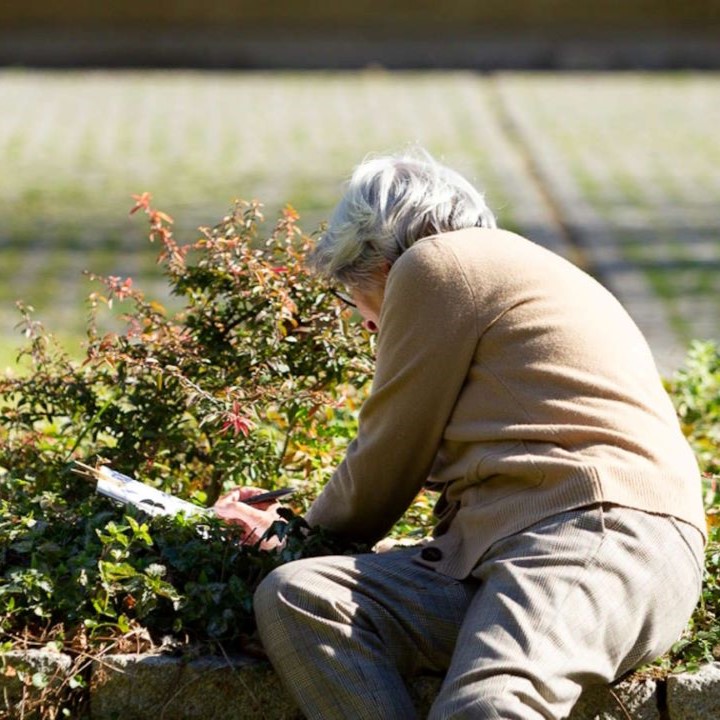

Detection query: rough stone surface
xmin=0 ymin=649 xmax=73 ymax=715
xmin=568 ymin=677 xmax=659 ymax=720
xmin=1 ymin=649 xmax=715 ymax=718
xmin=90 ymin=653 xmax=301 ymax=720
xmin=667 ymin=662 xmax=720 ymax=720
xmin=89 ymin=653 xmax=670 ymax=720
xmin=90 ymin=654 xmax=447 ymax=720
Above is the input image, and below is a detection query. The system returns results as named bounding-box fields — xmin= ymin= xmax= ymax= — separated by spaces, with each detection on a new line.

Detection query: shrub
xmin=0 ymin=197 xmax=375 ymax=716
xmin=669 ymin=339 xmax=720 ymax=479
xmin=1 ymin=195 xmax=373 ymax=504
xmin=665 ymin=340 xmax=720 ymax=672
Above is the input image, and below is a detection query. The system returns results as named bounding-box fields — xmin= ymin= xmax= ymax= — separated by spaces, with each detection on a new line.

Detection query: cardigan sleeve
xmin=304 ymin=238 xmax=482 ymax=544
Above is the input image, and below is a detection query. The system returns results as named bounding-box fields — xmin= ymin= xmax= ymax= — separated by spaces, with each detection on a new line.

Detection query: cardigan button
xmin=420 ymin=547 xmax=443 ymax=562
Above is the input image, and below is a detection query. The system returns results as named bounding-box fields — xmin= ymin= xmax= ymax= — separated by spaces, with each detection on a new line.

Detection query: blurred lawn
xmin=1 ymin=69 xmax=718 ymax=370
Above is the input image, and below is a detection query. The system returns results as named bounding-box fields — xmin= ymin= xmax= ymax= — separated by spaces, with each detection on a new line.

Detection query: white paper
xmin=95 ymin=465 xmax=210 ymax=518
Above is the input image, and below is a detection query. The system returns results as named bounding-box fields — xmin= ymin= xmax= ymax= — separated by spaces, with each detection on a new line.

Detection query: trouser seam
xmin=668 ymin=516 xmax=704 ymax=579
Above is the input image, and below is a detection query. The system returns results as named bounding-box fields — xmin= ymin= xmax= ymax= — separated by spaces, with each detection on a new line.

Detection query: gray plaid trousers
xmin=255 ymin=504 xmax=703 ymax=719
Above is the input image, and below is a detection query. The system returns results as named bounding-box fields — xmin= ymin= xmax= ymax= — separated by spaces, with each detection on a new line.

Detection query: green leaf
xmin=31 ymin=671 xmax=49 ymax=689
xmin=98 ymin=560 xmax=139 ymax=582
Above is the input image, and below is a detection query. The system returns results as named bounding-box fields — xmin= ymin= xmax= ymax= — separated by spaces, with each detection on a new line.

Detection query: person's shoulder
xmin=386 ymin=230 xmax=494 ymax=294
xmin=390 ymin=231 xmax=469 ymax=278
xmin=387 ymin=228 xmax=528 ymax=297
xmin=400 ymin=228 xmax=537 ymax=269
xmin=396 ymin=228 xmax=590 ymax=304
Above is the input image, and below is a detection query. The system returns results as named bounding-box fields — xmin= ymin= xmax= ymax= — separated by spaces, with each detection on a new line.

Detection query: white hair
xmin=309 ymin=148 xmax=496 ymax=287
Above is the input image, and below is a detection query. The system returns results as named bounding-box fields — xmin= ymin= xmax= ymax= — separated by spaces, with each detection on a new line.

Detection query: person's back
xmin=385 ymin=228 xmax=705 ymax=577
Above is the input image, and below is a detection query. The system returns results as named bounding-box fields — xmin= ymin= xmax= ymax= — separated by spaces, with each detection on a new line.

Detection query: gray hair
xmin=309 ymin=148 xmax=496 ymax=287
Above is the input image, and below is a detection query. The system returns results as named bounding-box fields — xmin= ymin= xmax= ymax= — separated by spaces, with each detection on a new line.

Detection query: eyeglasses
xmin=329 ymin=288 xmax=357 ymax=308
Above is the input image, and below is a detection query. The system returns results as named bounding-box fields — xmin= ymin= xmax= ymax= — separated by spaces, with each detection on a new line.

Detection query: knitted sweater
xmin=305 ymin=228 xmax=706 ymax=579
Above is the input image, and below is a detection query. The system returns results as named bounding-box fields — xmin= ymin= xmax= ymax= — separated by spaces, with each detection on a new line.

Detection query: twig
xmin=609 ymin=687 xmax=633 ymax=720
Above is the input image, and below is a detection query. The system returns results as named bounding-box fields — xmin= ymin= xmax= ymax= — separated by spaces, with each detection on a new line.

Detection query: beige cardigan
xmin=305 ymin=228 xmax=706 ymax=578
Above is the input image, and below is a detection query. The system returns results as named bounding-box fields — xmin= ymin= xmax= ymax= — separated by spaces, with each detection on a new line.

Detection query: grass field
xmin=1 ymin=69 xmax=718 ymax=371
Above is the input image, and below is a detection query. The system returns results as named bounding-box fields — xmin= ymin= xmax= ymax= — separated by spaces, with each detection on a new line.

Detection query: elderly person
xmin=215 ymin=149 xmax=705 ymax=719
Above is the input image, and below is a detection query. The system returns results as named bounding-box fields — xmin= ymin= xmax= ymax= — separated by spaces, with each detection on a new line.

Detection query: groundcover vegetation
xmin=0 ymin=198 xmax=718 ymax=718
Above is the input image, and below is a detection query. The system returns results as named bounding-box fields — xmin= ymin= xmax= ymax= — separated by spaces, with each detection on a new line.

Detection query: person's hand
xmin=213 ymin=486 xmax=283 ymax=550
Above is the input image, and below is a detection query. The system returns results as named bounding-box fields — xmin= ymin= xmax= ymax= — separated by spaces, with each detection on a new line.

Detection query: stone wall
xmin=1 ymin=1 xmax=719 ymax=69
xmin=1 ymin=1 xmax=717 ymax=34
xmin=4 ymin=650 xmax=720 ymax=719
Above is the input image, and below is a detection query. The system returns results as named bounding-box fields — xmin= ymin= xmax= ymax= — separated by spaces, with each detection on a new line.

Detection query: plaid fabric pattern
xmin=255 ymin=505 xmax=703 ymax=719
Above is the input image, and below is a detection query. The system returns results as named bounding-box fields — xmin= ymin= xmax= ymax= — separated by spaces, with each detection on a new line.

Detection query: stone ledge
xmin=667 ymin=662 xmax=720 ymax=720
xmin=3 ymin=650 xmax=720 ymax=719
xmin=2 ymin=30 xmax=720 ymax=71
xmin=0 ymin=648 xmax=73 ymax=711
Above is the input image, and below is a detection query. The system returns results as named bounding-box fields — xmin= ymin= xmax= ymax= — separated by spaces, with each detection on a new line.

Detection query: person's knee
xmin=254 ymin=562 xmax=298 ymax=629
xmin=254 ymin=567 xmax=277 ymax=618
xmin=255 ymin=563 xmax=286 ymax=604
xmin=254 ymin=558 xmax=330 ymax=630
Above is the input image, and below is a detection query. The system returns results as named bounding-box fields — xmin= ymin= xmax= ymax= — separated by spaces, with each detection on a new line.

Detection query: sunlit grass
xmin=1 ymin=70 xmax=718 ymax=368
